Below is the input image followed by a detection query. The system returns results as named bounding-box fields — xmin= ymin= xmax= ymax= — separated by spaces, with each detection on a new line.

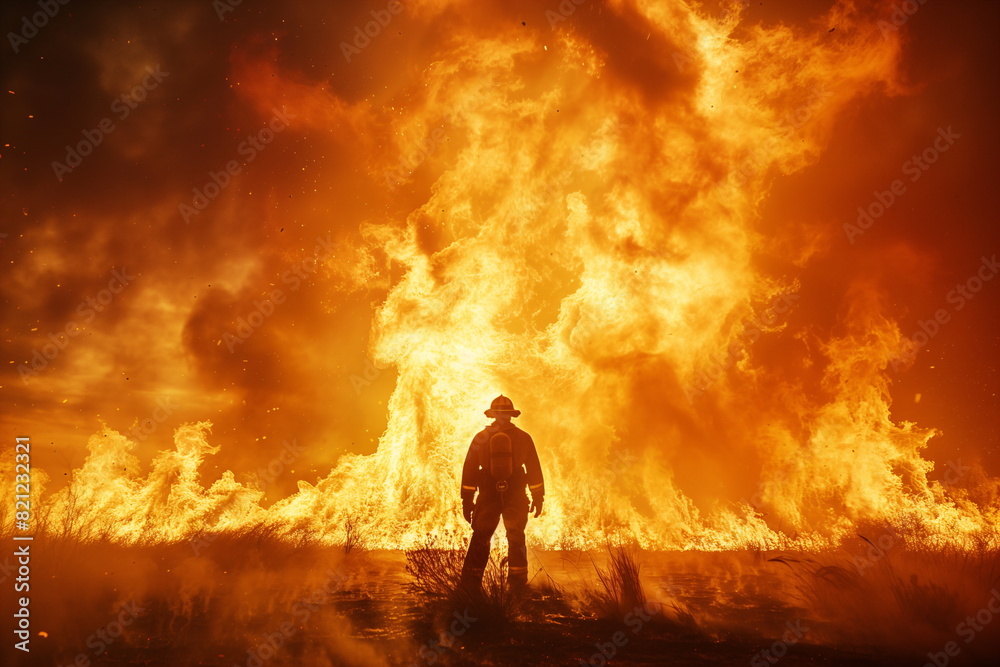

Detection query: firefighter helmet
xmin=485 ymin=395 xmax=521 ymax=418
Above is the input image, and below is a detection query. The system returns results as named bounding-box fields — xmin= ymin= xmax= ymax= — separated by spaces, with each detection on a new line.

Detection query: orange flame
xmin=6 ymin=0 xmax=997 ymax=551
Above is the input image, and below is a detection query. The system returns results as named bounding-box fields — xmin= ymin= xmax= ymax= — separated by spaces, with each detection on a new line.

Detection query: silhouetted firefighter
xmin=460 ymin=395 xmax=544 ymax=591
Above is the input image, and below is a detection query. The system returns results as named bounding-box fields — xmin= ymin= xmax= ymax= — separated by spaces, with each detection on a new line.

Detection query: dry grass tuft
xmin=404 ymin=533 xmax=466 ymax=598
xmin=343 ymin=513 xmax=367 ymax=554
xmin=583 ymin=544 xmax=704 ymax=638
xmin=403 ymin=532 xmax=524 ymax=628
xmin=588 ymin=543 xmax=646 ymax=619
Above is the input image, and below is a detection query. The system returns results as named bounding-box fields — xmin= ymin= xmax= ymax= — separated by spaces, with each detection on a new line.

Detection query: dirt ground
xmin=4 ymin=540 xmax=998 ymax=666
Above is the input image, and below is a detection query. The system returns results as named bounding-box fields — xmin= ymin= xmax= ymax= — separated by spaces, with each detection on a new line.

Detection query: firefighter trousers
xmin=461 ymin=488 xmax=529 ymax=587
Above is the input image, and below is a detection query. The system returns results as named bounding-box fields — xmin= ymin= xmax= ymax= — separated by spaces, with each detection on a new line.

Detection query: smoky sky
xmin=1 ymin=0 xmax=998 ymax=508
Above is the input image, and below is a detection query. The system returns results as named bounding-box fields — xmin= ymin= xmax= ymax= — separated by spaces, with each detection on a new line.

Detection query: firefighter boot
xmin=508 ymin=565 xmax=528 ymax=594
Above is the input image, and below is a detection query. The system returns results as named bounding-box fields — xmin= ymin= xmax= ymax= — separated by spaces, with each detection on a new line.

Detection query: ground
xmin=4 ymin=534 xmax=997 ymax=666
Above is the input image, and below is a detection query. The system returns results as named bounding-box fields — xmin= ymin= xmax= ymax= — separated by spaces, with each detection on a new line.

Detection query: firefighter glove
xmin=461 ymin=489 xmax=475 ymax=525
xmin=463 ymin=500 xmax=474 ymax=524
xmin=529 ymin=494 xmax=543 ymax=518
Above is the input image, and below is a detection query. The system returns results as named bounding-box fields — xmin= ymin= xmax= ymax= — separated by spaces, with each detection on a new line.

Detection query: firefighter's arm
xmin=525 ymin=435 xmax=545 ymax=517
xmin=460 ymin=439 xmax=478 ymax=523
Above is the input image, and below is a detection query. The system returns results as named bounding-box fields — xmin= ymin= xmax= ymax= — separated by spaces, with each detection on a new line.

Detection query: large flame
xmin=5 ymin=0 xmax=997 ymax=551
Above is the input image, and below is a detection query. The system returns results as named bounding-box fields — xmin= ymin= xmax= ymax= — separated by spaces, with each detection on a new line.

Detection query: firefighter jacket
xmin=461 ymin=421 xmax=544 ymax=501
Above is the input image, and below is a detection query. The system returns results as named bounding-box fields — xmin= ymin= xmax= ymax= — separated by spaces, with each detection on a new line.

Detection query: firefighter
xmin=460 ymin=395 xmax=545 ymax=591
